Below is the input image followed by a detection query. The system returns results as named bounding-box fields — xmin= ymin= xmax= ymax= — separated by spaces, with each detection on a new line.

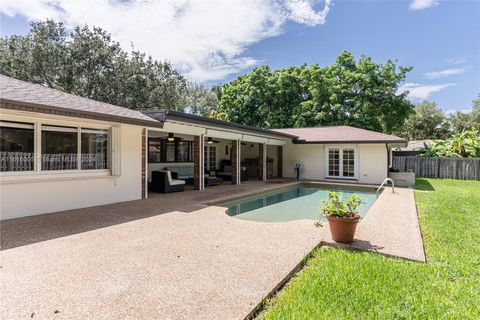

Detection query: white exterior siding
xmin=282 ymin=142 xmax=388 ymax=185
xmin=282 ymin=142 xmax=326 ymax=179
xmin=0 ymin=112 xmax=144 ymax=220
xmin=358 ymin=143 xmax=388 ymax=184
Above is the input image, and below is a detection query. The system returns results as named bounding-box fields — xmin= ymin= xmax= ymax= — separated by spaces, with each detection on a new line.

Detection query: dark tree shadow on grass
xmin=413 ymin=179 xmax=435 ymax=191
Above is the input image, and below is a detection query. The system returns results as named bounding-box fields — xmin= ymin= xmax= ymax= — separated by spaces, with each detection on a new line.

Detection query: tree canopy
xmin=214 ymin=51 xmax=414 ymax=133
xmin=0 ymin=20 xmax=187 ymax=111
xmin=397 ymin=96 xmax=480 ymax=140
xmin=449 ymin=95 xmax=480 ymax=133
xmin=399 ymin=101 xmax=450 ymax=140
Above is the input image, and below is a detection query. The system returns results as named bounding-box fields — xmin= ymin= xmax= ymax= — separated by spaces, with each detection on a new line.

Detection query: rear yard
xmin=259 ymin=179 xmax=480 ymax=319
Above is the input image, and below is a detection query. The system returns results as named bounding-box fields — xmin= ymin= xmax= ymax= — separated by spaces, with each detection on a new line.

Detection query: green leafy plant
xmin=320 ymin=192 xmax=363 ymax=218
xmin=422 ymin=128 xmax=480 ymax=158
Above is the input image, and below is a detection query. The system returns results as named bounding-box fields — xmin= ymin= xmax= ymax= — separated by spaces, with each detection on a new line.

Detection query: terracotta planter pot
xmin=327 ymin=214 xmax=360 ymax=244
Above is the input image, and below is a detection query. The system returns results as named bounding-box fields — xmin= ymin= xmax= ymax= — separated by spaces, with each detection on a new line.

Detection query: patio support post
xmin=194 ymin=135 xmax=204 ymax=190
xmin=230 ymin=140 xmax=238 ymax=185
xmin=237 ymin=139 xmax=241 ymax=185
xmin=141 ymin=128 xmax=147 ymax=199
xmin=277 ymin=145 xmax=283 ymax=177
xmin=259 ymin=143 xmax=266 ymax=181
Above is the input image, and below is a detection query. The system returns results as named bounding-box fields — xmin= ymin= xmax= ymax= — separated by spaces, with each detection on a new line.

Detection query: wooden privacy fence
xmin=392 ymin=156 xmax=480 ymax=180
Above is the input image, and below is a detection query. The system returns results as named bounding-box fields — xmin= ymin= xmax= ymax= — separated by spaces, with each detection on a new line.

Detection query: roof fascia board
xmin=293 ymin=140 xmax=407 ymax=144
xmin=0 ymin=99 xmax=162 ymax=128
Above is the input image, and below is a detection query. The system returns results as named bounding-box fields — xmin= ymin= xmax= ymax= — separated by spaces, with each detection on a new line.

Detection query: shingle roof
xmin=273 ymin=126 xmax=406 ymax=144
xmin=397 ymin=140 xmax=432 ymax=151
xmin=0 ymin=75 xmax=161 ymax=127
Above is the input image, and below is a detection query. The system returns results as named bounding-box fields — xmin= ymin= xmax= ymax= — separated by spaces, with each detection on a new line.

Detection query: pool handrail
xmin=376 ymin=178 xmax=395 ymax=197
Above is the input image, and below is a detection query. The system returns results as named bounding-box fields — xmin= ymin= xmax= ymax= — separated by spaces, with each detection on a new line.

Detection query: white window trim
xmin=1 ymin=115 xmax=116 ymax=180
xmin=324 ymin=145 xmax=359 ymax=180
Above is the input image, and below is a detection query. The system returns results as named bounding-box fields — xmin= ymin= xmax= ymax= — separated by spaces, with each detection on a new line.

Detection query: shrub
xmin=422 ymin=128 xmax=480 ymax=158
xmin=320 ymin=192 xmax=363 ymax=218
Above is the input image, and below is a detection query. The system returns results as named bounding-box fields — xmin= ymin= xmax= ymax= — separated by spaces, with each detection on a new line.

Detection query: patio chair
xmin=151 ymin=170 xmax=185 ymax=193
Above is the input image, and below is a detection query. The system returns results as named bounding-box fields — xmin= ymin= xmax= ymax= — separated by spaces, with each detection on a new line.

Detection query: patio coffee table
xmin=205 ymin=176 xmax=223 ymax=186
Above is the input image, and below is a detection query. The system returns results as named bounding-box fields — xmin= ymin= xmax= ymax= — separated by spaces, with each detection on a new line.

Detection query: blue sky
xmin=1 ymin=0 xmax=479 ymax=112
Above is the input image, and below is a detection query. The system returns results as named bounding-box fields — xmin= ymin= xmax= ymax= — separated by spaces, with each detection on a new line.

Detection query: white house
xmin=0 ymin=75 xmax=406 ymax=220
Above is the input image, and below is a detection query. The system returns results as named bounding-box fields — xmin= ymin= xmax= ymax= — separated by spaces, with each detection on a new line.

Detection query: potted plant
xmin=320 ymin=192 xmax=363 ymax=243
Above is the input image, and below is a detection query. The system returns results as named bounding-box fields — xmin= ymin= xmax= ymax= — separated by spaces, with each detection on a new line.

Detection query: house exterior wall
xmin=358 ymin=144 xmax=388 ymax=184
xmin=267 ymin=144 xmax=279 ymax=177
xmin=282 ymin=142 xmax=388 ymax=185
xmin=0 ymin=110 xmax=144 ymax=220
xmin=282 ymin=142 xmax=326 ymax=180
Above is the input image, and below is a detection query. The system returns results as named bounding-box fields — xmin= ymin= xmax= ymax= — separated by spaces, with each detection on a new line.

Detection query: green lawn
xmin=259 ymin=179 xmax=480 ymax=320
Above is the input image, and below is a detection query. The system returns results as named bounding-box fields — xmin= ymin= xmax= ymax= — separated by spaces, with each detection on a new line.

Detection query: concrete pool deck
xmin=322 ymin=186 xmax=426 ymax=262
xmin=1 ymin=180 xmax=424 ymax=319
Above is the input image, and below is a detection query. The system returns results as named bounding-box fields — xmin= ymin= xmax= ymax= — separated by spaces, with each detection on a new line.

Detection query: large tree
xmin=182 ymin=82 xmax=219 ymax=117
xmin=449 ymin=94 xmax=480 ymax=132
xmin=216 ymin=51 xmax=414 ymax=132
xmin=399 ymin=101 xmax=449 ymax=140
xmin=0 ymin=20 xmax=187 ymax=111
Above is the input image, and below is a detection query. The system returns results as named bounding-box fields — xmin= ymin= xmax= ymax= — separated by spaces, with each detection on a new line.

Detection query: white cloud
xmin=398 ymin=83 xmax=455 ymax=100
xmin=286 ymin=0 xmax=331 ymax=26
xmin=446 ymin=56 xmax=471 ymax=65
xmin=423 ymin=68 xmax=465 ymax=79
xmin=409 ymin=0 xmax=440 ymax=11
xmin=0 ymin=0 xmax=332 ymax=82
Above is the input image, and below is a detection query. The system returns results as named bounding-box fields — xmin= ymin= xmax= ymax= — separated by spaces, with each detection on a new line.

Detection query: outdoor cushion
xmin=165 ymin=166 xmax=194 ymax=179
xmin=170 ymin=179 xmax=186 ymax=186
xmin=223 ymin=165 xmax=232 ymax=173
xmin=162 ymin=170 xmax=186 ymax=185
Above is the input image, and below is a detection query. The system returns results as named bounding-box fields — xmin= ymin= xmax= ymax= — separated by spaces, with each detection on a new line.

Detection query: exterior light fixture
xmin=167 ymin=133 xmax=175 ymax=142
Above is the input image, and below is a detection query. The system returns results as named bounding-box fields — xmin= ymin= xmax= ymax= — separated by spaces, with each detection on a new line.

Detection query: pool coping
xmin=207 ymin=180 xmax=382 ymax=208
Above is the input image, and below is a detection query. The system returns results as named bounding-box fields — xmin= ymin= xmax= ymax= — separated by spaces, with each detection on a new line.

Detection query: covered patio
xmin=143 ymin=110 xmax=289 ymax=194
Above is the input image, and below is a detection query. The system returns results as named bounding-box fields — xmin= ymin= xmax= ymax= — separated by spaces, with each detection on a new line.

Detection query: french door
xmin=326 ymin=147 xmax=357 ymax=179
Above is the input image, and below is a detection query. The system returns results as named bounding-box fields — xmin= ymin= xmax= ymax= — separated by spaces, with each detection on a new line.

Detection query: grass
xmin=258 ymin=179 xmax=480 ymax=320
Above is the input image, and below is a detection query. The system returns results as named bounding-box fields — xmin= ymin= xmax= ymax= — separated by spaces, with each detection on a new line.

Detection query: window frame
xmin=147 ymin=138 xmax=194 ymax=164
xmin=0 ymin=121 xmax=36 ymax=173
xmin=325 ymin=145 xmax=358 ymax=180
xmin=0 ymin=115 xmax=113 ymax=178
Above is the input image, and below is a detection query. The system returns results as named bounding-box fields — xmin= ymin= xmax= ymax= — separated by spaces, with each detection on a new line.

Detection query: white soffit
xmin=161 ymin=122 xmax=205 ymax=135
xmin=242 ymin=134 xmax=268 ymax=144
xmin=205 ymin=128 xmax=242 ymax=140
xmin=267 ymin=138 xmax=287 ymax=146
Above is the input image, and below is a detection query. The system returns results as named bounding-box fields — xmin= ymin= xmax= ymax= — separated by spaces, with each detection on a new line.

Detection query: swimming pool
xmin=217 ymin=184 xmax=378 ymax=222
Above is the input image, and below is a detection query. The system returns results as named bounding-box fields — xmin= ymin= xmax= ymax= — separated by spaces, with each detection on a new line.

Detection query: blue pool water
xmin=218 ymin=184 xmax=378 ymax=222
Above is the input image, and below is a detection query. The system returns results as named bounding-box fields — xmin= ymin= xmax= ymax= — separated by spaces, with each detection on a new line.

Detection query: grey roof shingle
xmin=0 ymin=75 xmax=161 ymax=127
xmin=273 ymin=126 xmax=406 ymax=144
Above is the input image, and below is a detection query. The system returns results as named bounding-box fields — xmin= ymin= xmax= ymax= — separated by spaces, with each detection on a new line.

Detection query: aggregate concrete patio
xmin=1 ymin=180 xmax=424 ymax=320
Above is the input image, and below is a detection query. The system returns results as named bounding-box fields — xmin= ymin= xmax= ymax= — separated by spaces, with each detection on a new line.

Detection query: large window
xmin=148 ymin=139 xmax=193 ymax=163
xmin=1 ymin=121 xmax=110 ymax=173
xmin=81 ymin=129 xmax=108 ymax=170
xmin=0 ymin=121 xmax=35 ymax=172
xmin=42 ymin=125 xmax=78 ymax=170
xmin=148 ymin=139 xmax=161 ymax=163
xmin=327 ymin=147 xmax=356 ymax=179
